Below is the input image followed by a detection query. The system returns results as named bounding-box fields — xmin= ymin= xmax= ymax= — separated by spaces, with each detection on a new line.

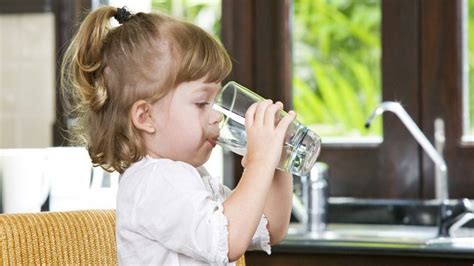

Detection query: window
xmin=222 ymin=0 xmax=474 ymax=199
xmin=467 ymin=0 xmax=474 ymax=136
xmin=292 ymin=0 xmax=382 ymax=139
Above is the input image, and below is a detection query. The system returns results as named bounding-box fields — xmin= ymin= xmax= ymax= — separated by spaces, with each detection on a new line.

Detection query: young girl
xmin=61 ymin=6 xmax=296 ymax=265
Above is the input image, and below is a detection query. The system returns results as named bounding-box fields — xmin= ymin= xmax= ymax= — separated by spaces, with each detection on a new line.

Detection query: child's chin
xmin=200 ymin=153 xmax=212 ymax=165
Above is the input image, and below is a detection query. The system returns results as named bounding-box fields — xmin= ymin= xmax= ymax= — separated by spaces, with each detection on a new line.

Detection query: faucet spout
xmin=292 ymin=163 xmax=329 ymax=233
xmin=365 ymin=101 xmax=449 ymax=201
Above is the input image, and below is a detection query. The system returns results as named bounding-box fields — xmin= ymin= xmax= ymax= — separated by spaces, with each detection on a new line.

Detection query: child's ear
xmin=130 ymin=100 xmax=156 ymax=134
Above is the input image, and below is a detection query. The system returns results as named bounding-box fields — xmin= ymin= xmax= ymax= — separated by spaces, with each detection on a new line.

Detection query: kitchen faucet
xmin=365 ymin=101 xmax=448 ymax=201
xmin=366 ymin=101 xmax=474 ymax=237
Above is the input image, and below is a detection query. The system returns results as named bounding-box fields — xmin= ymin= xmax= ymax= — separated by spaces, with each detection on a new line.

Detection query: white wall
xmin=0 ymin=13 xmax=55 ymax=148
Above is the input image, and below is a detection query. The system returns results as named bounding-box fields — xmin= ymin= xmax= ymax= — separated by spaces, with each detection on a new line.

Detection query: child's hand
xmin=242 ymin=100 xmax=296 ymax=170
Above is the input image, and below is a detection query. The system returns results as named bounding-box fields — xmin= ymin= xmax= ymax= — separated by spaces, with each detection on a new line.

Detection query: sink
xmin=286 ymin=223 xmax=474 ymax=250
xmin=287 ymin=223 xmax=437 ymax=246
xmin=290 ymin=197 xmax=474 ymax=227
xmin=325 ymin=197 xmax=441 ymax=226
xmin=287 ymin=197 xmax=474 ymax=249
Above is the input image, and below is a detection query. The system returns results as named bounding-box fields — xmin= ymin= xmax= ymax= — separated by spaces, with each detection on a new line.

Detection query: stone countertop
xmin=275 ymin=223 xmax=474 ymax=259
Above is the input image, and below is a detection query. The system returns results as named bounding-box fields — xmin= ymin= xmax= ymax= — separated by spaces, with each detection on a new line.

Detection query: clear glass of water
xmin=213 ymin=81 xmax=321 ymax=176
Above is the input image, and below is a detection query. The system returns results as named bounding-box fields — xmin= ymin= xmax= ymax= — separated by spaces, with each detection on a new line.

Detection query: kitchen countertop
xmin=272 ymin=223 xmax=474 ymax=259
xmin=274 ymin=197 xmax=474 ymax=259
xmin=275 ymin=236 xmax=474 ymax=260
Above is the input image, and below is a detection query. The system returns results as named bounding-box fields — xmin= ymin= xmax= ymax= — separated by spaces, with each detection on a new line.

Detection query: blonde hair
xmin=61 ymin=6 xmax=232 ymax=173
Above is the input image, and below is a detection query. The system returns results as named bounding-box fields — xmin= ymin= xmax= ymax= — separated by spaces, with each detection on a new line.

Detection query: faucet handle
xmin=461 ymin=198 xmax=474 ymax=212
xmin=438 ymin=198 xmax=474 ymax=237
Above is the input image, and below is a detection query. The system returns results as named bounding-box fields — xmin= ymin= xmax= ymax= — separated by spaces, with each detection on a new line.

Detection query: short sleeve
xmin=247 ymin=215 xmax=271 ymax=254
xmin=132 ymin=160 xmax=229 ymax=264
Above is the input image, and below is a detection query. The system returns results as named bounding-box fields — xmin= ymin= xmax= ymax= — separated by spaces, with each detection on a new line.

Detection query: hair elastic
xmin=114 ymin=7 xmax=132 ymax=24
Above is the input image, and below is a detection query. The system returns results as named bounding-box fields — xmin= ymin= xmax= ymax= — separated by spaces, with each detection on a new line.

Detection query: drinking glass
xmin=213 ymin=81 xmax=321 ymax=176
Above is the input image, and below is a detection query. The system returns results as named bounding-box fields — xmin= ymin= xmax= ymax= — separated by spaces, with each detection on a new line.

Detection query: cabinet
xmin=245 ymin=251 xmax=473 ymax=266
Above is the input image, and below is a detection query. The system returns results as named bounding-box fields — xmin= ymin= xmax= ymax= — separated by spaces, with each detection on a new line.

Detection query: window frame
xmin=222 ymin=0 xmax=474 ymax=199
xmin=419 ymin=0 xmax=474 ymax=198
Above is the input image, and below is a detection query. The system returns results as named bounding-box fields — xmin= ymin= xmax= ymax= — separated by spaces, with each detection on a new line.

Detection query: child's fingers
xmin=276 ymin=110 xmax=297 ymax=137
xmin=245 ymin=102 xmax=259 ymax=127
xmin=264 ymin=101 xmax=283 ymax=126
xmin=254 ymin=100 xmax=273 ymax=125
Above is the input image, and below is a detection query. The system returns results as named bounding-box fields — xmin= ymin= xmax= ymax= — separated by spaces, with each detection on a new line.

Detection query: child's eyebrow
xmin=193 ymin=85 xmax=219 ymax=94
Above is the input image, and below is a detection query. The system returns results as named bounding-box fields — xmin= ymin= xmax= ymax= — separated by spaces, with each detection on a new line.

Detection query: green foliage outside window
xmin=293 ymin=0 xmax=382 ymax=137
xmin=468 ymin=0 xmax=474 ymax=135
xmin=151 ymin=0 xmax=221 ymax=39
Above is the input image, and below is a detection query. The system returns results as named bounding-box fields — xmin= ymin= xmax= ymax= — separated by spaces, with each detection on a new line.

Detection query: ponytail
xmin=61 ymin=6 xmax=116 ymax=113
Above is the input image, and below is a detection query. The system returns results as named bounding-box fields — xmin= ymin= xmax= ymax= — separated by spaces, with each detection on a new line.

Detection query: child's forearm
xmin=263 ymin=170 xmax=293 ymax=245
xmin=222 ymin=162 xmax=275 ymax=261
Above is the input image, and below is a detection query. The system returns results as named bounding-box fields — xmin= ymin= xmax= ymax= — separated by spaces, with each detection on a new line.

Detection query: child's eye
xmin=196 ymin=102 xmax=210 ymax=108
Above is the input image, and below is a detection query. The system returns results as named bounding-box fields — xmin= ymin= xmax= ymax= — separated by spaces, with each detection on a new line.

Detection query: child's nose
xmin=209 ymin=108 xmax=224 ymax=125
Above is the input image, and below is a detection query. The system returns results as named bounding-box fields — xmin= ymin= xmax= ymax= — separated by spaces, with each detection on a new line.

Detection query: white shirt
xmin=116 ymin=156 xmax=271 ymax=265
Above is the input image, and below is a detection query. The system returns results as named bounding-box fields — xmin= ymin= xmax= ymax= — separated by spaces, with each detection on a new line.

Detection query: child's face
xmin=145 ymin=77 xmax=222 ymax=167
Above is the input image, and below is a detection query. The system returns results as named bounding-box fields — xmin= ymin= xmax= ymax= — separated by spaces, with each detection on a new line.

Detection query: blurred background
xmin=1 ymin=0 xmax=474 ymax=213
